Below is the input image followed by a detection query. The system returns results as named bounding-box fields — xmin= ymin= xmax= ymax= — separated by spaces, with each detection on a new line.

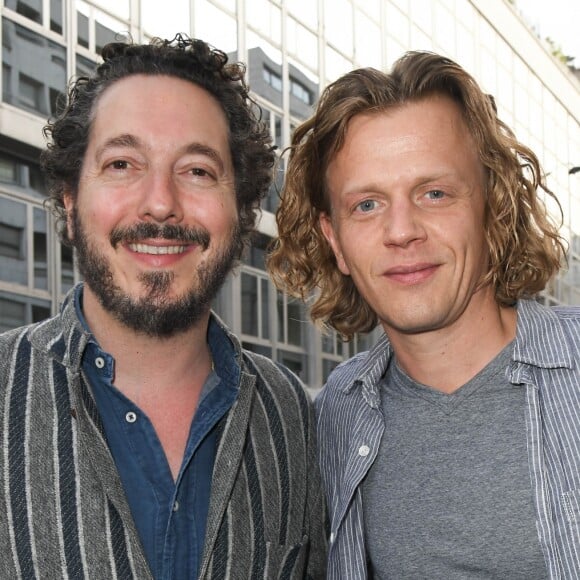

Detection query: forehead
xmin=88 ymin=74 xmax=230 ymax=142
xmin=327 ymin=95 xmax=480 ymax=173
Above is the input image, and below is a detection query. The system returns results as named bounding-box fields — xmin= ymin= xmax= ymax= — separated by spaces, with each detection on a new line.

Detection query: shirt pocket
xmin=265 ymin=535 xmax=310 ymax=580
xmin=562 ymin=489 xmax=580 ymax=523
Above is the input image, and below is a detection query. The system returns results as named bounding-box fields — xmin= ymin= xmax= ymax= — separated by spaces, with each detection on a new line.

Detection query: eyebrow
xmin=183 ymin=143 xmax=226 ymax=174
xmin=94 ymin=134 xmax=227 ymax=175
xmin=95 ymin=134 xmax=140 ymax=162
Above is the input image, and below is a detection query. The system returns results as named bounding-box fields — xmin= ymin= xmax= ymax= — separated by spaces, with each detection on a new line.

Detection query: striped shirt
xmin=0 ymin=285 xmax=327 ymax=579
xmin=316 ymin=299 xmax=580 ymax=579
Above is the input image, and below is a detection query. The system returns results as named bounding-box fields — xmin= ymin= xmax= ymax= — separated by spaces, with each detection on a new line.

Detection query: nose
xmin=383 ymin=197 xmax=426 ymax=248
xmin=138 ymin=170 xmax=184 ymax=224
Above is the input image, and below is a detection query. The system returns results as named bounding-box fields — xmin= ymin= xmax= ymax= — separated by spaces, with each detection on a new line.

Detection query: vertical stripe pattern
xmin=0 ymin=288 xmax=327 ymax=579
xmin=317 ymin=300 xmax=580 ymax=579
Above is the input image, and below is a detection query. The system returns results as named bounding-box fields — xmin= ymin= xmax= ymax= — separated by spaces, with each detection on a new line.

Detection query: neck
xmin=385 ymin=294 xmax=517 ymax=394
xmin=81 ymin=286 xmax=213 ymax=399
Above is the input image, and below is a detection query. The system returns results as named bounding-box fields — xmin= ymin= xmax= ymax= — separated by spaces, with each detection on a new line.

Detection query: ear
xmin=319 ymin=212 xmax=350 ymax=276
xmin=63 ymin=191 xmax=75 ymax=242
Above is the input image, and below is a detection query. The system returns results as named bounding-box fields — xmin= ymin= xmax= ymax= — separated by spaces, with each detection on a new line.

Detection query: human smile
xmin=383 ymin=263 xmax=439 ymax=285
xmin=128 ymin=243 xmax=187 ymax=255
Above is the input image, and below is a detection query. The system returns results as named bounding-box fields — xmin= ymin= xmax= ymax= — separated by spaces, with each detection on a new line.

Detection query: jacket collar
xmin=29 ymin=283 xmax=244 ymax=388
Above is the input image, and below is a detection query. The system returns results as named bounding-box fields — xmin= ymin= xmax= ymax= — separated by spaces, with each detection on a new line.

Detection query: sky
xmin=517 ymin=0 xmax=580 ymax=65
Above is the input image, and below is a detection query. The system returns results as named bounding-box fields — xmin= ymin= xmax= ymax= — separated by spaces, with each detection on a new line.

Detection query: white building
xmin=0 ymin=0 xmax=578 ymax=390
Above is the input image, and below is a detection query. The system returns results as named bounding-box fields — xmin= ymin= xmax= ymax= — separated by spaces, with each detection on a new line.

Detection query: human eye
xmin=424 ymin=189 xmax=446 ymax=201
xmin=190 ymin=167 xmax=212 ymax=178
xmin=354 ymin=199 xmax=378 ymax=213
xmin=105 ymin=159 xmax=130 ymax=171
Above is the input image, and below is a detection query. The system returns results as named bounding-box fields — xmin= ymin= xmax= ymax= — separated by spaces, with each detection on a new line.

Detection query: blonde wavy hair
xmin=267 ymin=51 xmax=566 ymax=340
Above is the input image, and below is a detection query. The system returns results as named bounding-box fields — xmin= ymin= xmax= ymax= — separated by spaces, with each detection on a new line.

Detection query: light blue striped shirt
xmin=316 ymin=299 xmax=580 ymax=579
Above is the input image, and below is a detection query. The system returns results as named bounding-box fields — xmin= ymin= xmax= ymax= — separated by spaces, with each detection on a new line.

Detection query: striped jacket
xmin=317 ymin=300 xmax=580 ymax=579
xmin=0 ymin=289 xmax=327 ymax=579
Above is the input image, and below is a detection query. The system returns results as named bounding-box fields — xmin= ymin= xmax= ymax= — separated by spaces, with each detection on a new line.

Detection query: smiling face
xmin=320 ymin=94 xmax=493 ymax=340
xmin=65 ymin=74 xmax=239 ymax=336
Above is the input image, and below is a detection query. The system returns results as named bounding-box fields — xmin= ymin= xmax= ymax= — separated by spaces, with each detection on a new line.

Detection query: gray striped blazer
xmin=0 ymin=289 xmax=327 ymax=579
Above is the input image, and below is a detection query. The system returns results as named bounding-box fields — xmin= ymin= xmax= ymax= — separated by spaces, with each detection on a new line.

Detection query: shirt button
xmin=359 ymin=445 xmax=370 ymax=457
xmin=95 ymin=357 xmax=105 ymax=369
xmin=173 ymin=501 xmax=179 ymax=512
xmin=125 ymin=411 xmax=137 ymax=423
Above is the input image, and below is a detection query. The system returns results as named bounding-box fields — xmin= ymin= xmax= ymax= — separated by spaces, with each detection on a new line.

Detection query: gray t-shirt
xmin=362 ymin=342 xmax=547 ymax=579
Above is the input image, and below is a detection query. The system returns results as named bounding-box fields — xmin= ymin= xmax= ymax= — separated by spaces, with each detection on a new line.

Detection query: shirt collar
xmin=337 ymin=298 xmax=574 ymax=408
xmin=75 ymin=283 xmax=242 ymax=393
xmin=342 ymin=332 xmax=393 ymax=409
xmin=513 ymin=299 xmax=573 ymax=369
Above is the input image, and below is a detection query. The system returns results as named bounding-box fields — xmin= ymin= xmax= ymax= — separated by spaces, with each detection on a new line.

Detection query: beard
xmin=71 ymin=210 xmax=241 ymax=337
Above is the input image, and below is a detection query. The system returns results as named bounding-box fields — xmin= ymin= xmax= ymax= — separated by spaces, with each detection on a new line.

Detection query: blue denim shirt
xmin=76 ymin=288 xmax=239 ymax=579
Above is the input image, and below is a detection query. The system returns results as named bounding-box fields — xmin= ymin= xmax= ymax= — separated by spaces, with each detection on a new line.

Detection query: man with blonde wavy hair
xmin=268 ymin=51 xmax=580 ymax=578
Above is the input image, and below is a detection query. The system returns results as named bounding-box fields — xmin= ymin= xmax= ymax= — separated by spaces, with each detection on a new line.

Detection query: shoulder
xmin=241 ymin=348 xmax=314 ymax=425
xmin=0 ymin=325 xmax=34 ymax=375
xmin=316 ymin=351 xmax=369 ymax=413
xmin=518 ymin=299 xmax=580 ymax=339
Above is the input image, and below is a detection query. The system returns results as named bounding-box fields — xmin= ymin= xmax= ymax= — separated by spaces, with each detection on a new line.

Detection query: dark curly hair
xmin=41 ymin=34 xmax=275 ymax=257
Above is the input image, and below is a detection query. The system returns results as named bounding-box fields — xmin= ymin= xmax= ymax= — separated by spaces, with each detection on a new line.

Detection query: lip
xmin=383 ymin=263 xmax=439 ymax=285
xmin=123 ymin=239 xmax=196 ymax=266
xmin=128 ymin=242 xmax=187 ymax=255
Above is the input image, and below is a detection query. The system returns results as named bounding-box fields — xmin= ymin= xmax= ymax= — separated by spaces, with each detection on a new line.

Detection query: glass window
xmin=51 ymin=0 xmax=63 ymax=34
xmin=0 ymin=155 xmax=18 ymax=184
xmin=0 ymin=222 xmax=22 ymax=259
xmin=0 ymin=151 xmax=45 ymax=193
xmin=263 ymin=67 xmax=282 ymax=92
xmin=290 ymin=77 xmax=312 ymax=105
xmin=0 ymin=295 xmax=26 ymax=332
xmin=191 ymin=0 xmax=236 ymax=53
xmin=287 ymin=0 xmax=317 ymax=29
xmin=324 ymin=0 xmax=353 ymax=56
xmin=278 ymin=291 xmax=306 ymax=347
xmin=61 ymin=243 xmax=75 ymax=293
xmin=287 ymin=20 xmax=318 ymax=72
xmin=33 ymin=207 xmax=48 ymax=290
xmin=325 ymin=45 xmax=353 ymax=84
xmin=241 ymin=272 xmax=258 ymax=336
xmin=277 ymin=349 xmax=307 ymax=380
xmin=77 ymin=10 xmax=89 ymax=48
xmin=2 ymin=19 xmax=66 ymax=117
xmin=354 ymin=10 xmax=381 ymax=68
xmin=0 ymin=292 xmax=51 ymax=332
xmin=96 ymin=19 xmax=121 ymax=55
xmin=247 ymin=0 xmax=281 ymax=46
xmin=0 ymin=197 xmax=27 ymax=285
xmin=6 ymin=0 xmax=42 ymax=25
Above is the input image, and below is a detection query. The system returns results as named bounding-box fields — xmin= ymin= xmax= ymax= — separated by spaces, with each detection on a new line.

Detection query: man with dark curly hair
xmin=0 ymin=36 xmax=326 ymax=579
xmin=269 ymin=51 xmax=579 ymax=578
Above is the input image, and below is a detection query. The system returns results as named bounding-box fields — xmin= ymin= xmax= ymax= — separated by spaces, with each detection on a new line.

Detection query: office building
xmin=0 ymin=0 xmax=578 ymax=389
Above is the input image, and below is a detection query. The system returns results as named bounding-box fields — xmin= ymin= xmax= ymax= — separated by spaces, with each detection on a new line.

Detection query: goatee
xmin=71 ymin=211 xmax=241 ymax=337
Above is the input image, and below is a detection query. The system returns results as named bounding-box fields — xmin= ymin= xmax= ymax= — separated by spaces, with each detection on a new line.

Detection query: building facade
xmin=0 ymin=0 xmax=579 ymax=390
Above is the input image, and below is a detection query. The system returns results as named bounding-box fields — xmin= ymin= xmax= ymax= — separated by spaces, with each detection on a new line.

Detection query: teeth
xmin=129 ymin=243 xmax=186 ymax=255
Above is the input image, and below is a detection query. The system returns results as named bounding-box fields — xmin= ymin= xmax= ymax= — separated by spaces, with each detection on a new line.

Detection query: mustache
xmin=109 ymin=223 xmax=211 ymax=251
